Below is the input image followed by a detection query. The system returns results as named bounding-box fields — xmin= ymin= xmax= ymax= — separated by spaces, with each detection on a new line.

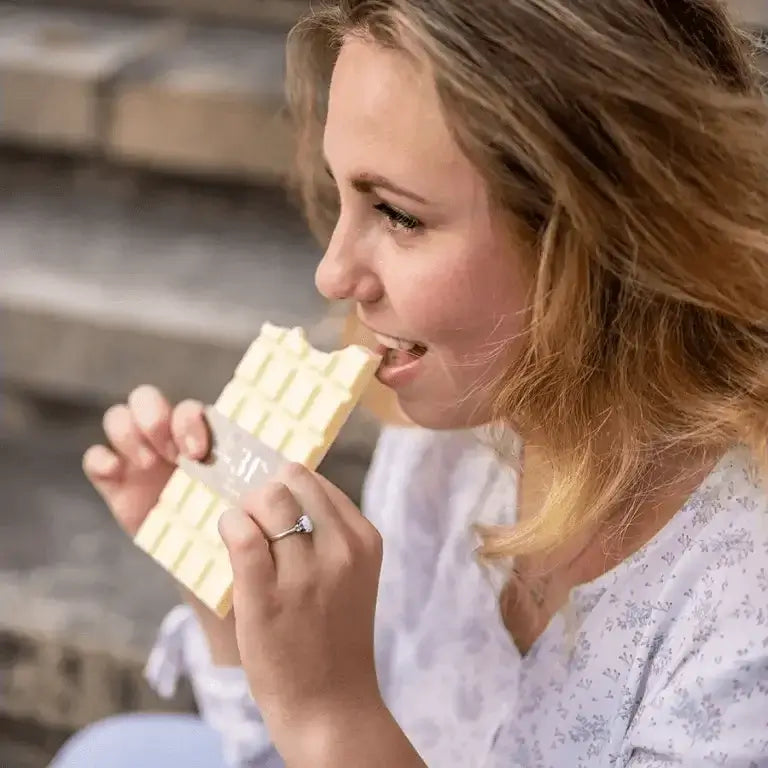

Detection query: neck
xmin=513 ymin=438 xmax=722 ymax=602
xmin=502 ymin=438 xmax=722 ymax=654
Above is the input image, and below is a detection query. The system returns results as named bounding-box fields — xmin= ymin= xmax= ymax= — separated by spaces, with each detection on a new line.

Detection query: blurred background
xmin=0 ymin=1 xmax=765 ymax=765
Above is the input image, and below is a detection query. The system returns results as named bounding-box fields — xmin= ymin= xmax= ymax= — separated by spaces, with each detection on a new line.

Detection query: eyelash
xmin=374 ymin=202 xmax=422 ymax=232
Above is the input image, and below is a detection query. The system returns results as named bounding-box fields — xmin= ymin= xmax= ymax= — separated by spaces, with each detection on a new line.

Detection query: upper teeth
xmin=374 ymin=332 xmax=419 ymax=351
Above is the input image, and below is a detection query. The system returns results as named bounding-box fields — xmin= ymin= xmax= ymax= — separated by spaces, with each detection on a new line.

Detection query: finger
xmin=313 ymin=472 xmax=366 ymax=530
xmin=127 ymin=385 xmax=177 ymax=463
xmin=312 ymin=473 xmax=382 ymax=558
xmin=218 ymin=506 xmax=276 ymax=602
xmin=83 ymin=445 xmax=125 ymax=512
xmin=83 ymin=444 xmax=124 ymax=486
xmin=103 ymin=404 xmax=158 ymax=470
xmin=241 ymin=480 xmax=315 ymax=582
xmin=276 ymin=463 xmax=346 ymax=542
xmin=170 ymin=399 xmax=209 ymax=461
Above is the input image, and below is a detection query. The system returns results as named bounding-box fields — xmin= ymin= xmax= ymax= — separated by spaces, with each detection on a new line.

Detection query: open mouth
xmin=373 ymin=332 xmax=428 ymax=388
xmin=373 ymin=332 xmax=428 ymax=364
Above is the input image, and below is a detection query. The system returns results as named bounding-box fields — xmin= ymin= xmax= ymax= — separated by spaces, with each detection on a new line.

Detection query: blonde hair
xmin=286 ymin=0 xmax=768 ymax=560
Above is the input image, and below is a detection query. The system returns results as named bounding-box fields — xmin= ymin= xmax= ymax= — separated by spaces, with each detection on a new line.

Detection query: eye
xmin=374 ymin=202 xmax=422 ymax=232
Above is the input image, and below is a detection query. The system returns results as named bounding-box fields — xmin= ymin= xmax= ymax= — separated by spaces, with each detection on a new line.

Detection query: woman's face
xmin=317 ymin=38 xmax=530 ymax=429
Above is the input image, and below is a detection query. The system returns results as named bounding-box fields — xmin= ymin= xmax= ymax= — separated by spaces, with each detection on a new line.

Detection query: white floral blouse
xmin=146 ymin=427 xmax=768 ymax=767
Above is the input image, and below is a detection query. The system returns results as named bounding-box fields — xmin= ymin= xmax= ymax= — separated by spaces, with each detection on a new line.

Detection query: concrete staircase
xmin=22 ymin=0 xmax=307 ymax=27
xmin=1 ymin=0 xmax=766 ymax=765
xmin=0 ymin=1 xmax=384 ymax=765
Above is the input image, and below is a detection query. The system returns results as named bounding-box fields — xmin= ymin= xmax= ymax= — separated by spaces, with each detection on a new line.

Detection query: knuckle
xmin=260 ymin=481 xmax=295 ymax=508
xmin=143 ymin=412 xmax=167 ymax=437
xmin=143 ymin=420 xmax=165 ymax=440
xmin=357 ymin=520 xmax=384 ymax=560
xmin=368 ymin=531 xmax=384 ymax=561
xmin=294 ymin=578 xmax=319 ymax=607
xmin=280 ymin=462 xmax=310 ymax=483
xmin=176 ymin=399 xmax=204 ymax=418
xmin=331 ymin=536 xmax=357 ymax=571
xmin=229 ymin=526 xmax=262 ymax=554
xmin=279 ymin=566 xmax=317 ymax=596
xmin=366 ymin=525 xmax=384 ymax=553
xmin=259 ymin=592 xmax=282 ymax=621
xmin=219 ymin=510 xmax=261 ymax=552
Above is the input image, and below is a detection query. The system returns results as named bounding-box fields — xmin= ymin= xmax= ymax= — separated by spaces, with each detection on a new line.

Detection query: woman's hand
xmin=83 ymin=386 xmax=241 ymax=664
xmin=82 ymin=384 xmax=210 ymax=537
xmin=218 ymin=463 xmax=385 ymax=749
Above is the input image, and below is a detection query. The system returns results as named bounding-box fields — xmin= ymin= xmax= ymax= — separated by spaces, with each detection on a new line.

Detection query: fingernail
xmin=185 ymin=436 xmax=201 ymax=456
xmin=138 ymin=445 xmax=155 ymax=468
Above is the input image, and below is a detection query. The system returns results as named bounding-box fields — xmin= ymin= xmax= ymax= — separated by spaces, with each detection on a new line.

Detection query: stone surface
xmin=0 ymin=714 xmax=72 ymax=768
xmin=0 ymin=423 xmax=195 ymax=734
xmin=0 ymin=5 xmax=177 ymax=149
xmin=0 ymin=148 xmax=379 ymax=747
xmin=729 ymin=0 xmax=768 ymax=27
xmin=109 ymin=26 xmax=292 ymax=181
xmin=0 ymin=148 xmax=379 ymax=485
xmin=24 ymin=0 xmax=307 ymax=28
xmin=0 ymin=736 xmax=51 ymax=768
xmin=0 ymin=150 xmax=331 ymax=405
xmin=0 ymin=383 xmax=375 ymax=736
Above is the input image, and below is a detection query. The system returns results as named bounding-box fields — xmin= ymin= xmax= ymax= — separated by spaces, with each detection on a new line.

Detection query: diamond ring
xmin=267 ymin=514 xmax=315 ymax=544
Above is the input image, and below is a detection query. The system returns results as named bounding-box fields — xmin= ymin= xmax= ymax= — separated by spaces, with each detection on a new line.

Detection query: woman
xmin=56 ymin=1 xmax=768 ymax=766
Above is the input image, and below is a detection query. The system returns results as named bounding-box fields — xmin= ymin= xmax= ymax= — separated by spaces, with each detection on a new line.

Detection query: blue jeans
xmin=51 ymin=713 xmax=227 ymax=768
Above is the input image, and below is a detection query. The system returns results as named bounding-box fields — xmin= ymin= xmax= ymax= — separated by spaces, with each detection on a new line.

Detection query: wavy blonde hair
xmin=286 ymin=0 xmax=768 ymax=560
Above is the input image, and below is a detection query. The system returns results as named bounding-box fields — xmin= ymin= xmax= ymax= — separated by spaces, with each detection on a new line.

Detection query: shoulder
xmin=665 ymin=445 xmax=768 ymax=599
xmin=638 ymin=446 xmax=768 ymax=686
xmin=623 ymin=448 xmax=768 ymax=762
xmin=638 ymin=446 xmax=768 ymax=639
xmin=587 ymin=446 xmax=768 ymax=694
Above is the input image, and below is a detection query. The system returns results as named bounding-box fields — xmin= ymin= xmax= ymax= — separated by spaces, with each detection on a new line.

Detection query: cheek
xmin=385 ymin=242 xmax=526 ymax=354
xmin=385 ymin=265 xmax=471 ymax=342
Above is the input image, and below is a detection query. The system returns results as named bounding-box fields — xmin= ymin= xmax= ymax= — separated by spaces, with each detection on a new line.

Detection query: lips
xmin=371 ymin=331 xmax=428 ymax=389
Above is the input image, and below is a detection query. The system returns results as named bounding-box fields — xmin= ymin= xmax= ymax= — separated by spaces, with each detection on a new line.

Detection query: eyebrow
xmin=324 ymin=163 xmax=429 ymax=205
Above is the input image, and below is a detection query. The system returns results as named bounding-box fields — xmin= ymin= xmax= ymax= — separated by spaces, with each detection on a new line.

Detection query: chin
xmin=396 ymin=392 xmax=492 ymax=431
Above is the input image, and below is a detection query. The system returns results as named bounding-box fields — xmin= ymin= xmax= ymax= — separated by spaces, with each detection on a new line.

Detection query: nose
xmin=315 ymin=219 xmax=383 ymax=304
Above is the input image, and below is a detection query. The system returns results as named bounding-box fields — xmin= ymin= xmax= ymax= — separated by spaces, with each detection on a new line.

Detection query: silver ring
xmin=267 ymin=514 xmax=314 ymax=544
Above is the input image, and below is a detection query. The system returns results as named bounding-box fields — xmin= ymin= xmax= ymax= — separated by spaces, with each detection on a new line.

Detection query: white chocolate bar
xmin=134 ymin=323 xmax=380 ymax=616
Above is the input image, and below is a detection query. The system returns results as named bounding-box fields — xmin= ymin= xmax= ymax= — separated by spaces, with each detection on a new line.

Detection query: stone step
xmin=0 ymin=5 xmax=180 ymax=151
xmin=18 ymin=0 xmax=766 ymax=28
xmin=26 ymin=0 xmax=306 ymax=28
xmin=109 ymin=26 xmax=291 ymax=181
xmin=0 ymin=149 xmax=328 ymax=401
xmin=0 ymin=5 xmax=294 ymax=182
xmin=0 ymin=348 xmax=376 ymax=756
xmin=730 ymin=0 xmax=768 ymax=27
xmin=0 ymin=145 xmax=379 ymax=470
xmin=0 ymin=730 xmax=55 ymax=768
xmin=0 ymin=149 xmax=378 ymax=753
xmin=0 ymin=425 xmax=196 ymax=740
xmin=1 ymin=3 xmax=763 ymax=185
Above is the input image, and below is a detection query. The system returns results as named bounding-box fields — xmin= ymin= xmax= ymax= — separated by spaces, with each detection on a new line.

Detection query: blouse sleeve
xmin=144 ymin=604 xmax=284 ymax=768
